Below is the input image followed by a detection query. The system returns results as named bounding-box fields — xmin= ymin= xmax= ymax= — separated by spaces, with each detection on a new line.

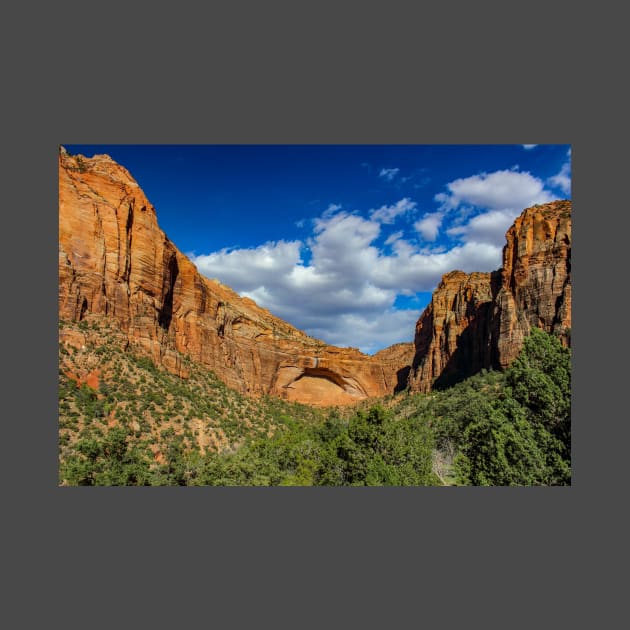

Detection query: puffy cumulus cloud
xmin=191 ymin=167 xmax=561 ymax=351
xmin=435 ymin=169 xmax=558 ymax=248
xmin=305 ymin=309 xmax=423 ymax=355
xmin=547 ymin=152 xmax=571 ymax=195
xmin=191 ymin=240 xmax=303 ymax=292
xmin=192 ymin=166 xmax=561 ymax=352
xmin=548 ymin=164 xmax=571 ymax=195
xmin=369 ymin=198 xmax=416 ymax=224
xmin=241 ymin=281 xmax=396 ymax=324
xmin=379 ymin=167 xmax=400 ymax=182
xmin=446 ymin=209 xmax=518 ymax=246
xmin=310 ymin=211 xmax=381 ymax=279
xmin=437 ymin=169 xmax=555 ymax=213
xmin=414 ymin=211 xmax=444 ymax=241
xmin=522 ymin=144 xmax=538 ymax=150
xmin=190 ymin=204 xmax=504 ymax=353
xmin=370 ymin=241 xmax=502 ymax=293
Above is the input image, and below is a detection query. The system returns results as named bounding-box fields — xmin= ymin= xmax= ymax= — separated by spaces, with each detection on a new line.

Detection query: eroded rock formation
xmin=59 ymin=148 xmax=571 ymax=403
xmin=494 ymin=200 xmax=572 ymax=367
xmin=408 ymin=270 xmax=501 ymax=392
xmin=58 ymin=147 xmax=409 ymax=405
xmin=408 ymin=201 xmax=571 ymax=392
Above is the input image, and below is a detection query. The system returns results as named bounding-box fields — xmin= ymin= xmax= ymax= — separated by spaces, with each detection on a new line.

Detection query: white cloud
xmin=369 ymin=198 xmax=416 ymax=224
xmin=306 ymin=309 xmax=423 ymax=355
xmin=370 ymin=241 xmax=502 ymax=293
xmin=384 ymin=230 xmax=404 ymax=246
xmin=191 ymin=240 xmax=303 ymax=292
xmin=190 ymin=165 xmax=563 ymax=353
xmin=547 ymin=154 xmax=571 ymax=195
xmin=379 ymin=167 xmax=400 ymax=182
xmin=321 ymin=203 xmax=342 ymax=218
xmin=414 ymin=212 xmax=444 ymax=241
xmin=191 ymin=203 xmax=504 ymax=353
xmin=435 ymin=169 xmax=558 ymax=247
xmin=522 ymin=144 xmax=538 ymax=150
xmin=547 ymin=164 xmax=571 ymax=195
xmin=310 ymin=211 xmax=381 ymax=279
xmin=438 ymin=169 xmax=555 ymax=213
xmin=446 ymin=209 xmax=518 ymax=246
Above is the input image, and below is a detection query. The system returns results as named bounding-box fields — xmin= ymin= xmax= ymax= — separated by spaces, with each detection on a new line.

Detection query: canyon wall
xmin=58 ymin=148 xmax=409 ymax=406
xmin=59 ymin=148 xmax=571 ymax=403
xmin=408 ymin=200 xmax=572 ymax=392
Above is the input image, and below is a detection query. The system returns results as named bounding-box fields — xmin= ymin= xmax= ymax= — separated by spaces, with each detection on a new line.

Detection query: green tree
xmin=323 ymin=405 xmax=437 ymax=486
xmin=450 ymin=328 xmax=571 ymax=486
xmin=454 ymin=403 xmax=548 ymax=486
xmin=505 ymin=327 xmax=571 ymax=483
xmin=60 ymin=425 xmax=153 ymax=486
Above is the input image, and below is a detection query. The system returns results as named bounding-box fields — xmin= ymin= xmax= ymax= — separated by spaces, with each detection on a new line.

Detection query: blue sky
xmin=63 ymin=144 xmax=571 ymax=354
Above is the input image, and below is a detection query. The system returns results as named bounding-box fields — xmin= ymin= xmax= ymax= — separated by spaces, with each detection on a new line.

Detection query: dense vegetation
xmin=59 ymin=321 xmax=571 ymax=486
xmin=414 ymin=327 xmax=571 ymax=486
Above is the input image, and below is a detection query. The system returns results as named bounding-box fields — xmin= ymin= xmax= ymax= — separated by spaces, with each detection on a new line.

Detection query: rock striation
xmin=408 ymin=200 xmax=571 ymax=392
xmin=59 ymin=148 xmax=571 ymax=403
xmin=494 ymin=200 xmax=571 ymax=366
xmin=58 ymin=147 xmax=409 ymax=406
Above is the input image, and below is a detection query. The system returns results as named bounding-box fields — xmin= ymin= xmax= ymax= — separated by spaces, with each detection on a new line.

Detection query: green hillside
xmin=59 ymin=320 xmax=570 ymax=486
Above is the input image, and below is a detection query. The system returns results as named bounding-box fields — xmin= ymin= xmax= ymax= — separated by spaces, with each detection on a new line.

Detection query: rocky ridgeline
xmin=59 ymin=147 xmax=571 ymax=403
xmin=407 ymin=200 xmax=571 ymax=392
xmin=58 ymin=147 xmax=412 ymax=405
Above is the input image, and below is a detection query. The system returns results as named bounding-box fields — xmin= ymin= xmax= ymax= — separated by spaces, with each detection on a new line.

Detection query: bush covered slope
xmin=59 ymin=322 xmax=570 ymax=486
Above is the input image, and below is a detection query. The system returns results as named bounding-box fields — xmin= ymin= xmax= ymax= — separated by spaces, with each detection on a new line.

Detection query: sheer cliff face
xmin=58 ymin=149 xmax=571 ymax=403
xmin=408 ymin=201 xmax=572 ymax=393
xmin=494 ymin=201 xmax=571 ymax=367
xmin=408 ymin=271 xmax=501 ymax=392
xmin=58 ymin=148 xmax=408 ymax=405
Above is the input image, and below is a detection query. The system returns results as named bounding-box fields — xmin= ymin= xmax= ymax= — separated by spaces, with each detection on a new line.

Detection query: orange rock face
xmin=408 ymin=270 xmax=500 ymax=392
xmin=408 ymin=201 xmax=572 ymax=392
xmin=494 ymin=200 xmax=571 ymax=367
xmin=58 ymin=147 xmax=409 ymax=406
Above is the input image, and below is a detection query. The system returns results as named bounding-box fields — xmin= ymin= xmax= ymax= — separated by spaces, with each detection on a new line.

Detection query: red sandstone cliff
xmin=494 ymin=201 xmax=571 ymax=366
xmin=407 ymin=270 xmax=500 ymax=392
xmin=408 ymin=200 xmax=571 ymax=392
xmin=59 ymin=148 xmax=571 ymax=403
xmin=58 ymin=147 xmax=408 ymax=406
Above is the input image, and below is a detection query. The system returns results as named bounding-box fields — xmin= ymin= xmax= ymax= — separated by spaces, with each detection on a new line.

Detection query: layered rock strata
xmin=58 ymin=148 xmax=409 ymax=406
xmin=408 ymin=201 xmax=571 ymax=392
xmin=59 ymin=148 xmax=571 ymax=402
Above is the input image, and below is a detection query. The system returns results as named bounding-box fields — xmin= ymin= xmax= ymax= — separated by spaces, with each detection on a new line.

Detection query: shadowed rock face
xmin=58 ymin=148 xmax=570 ymax=403
xmin=494 ymin=201 xmax=571 ymax=367
xmin=408 ymin=201 xmax=571 ymax=393
xmin=58 ymin=147 xmax=411 ymax=406
xmin=408 ymin=270 xmax=502 ymax=392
